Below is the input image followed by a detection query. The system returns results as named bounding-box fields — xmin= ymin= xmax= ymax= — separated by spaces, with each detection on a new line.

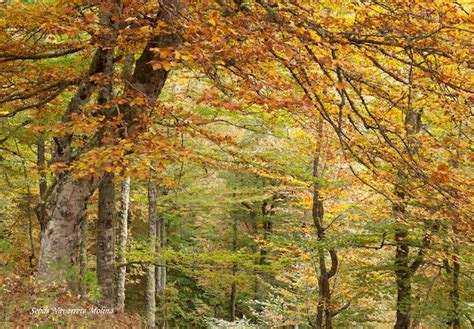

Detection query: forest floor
xmin=0 ymin=272 xmax=144 ymax=328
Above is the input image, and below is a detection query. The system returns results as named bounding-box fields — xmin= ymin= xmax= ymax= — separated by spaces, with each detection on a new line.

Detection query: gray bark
xmin=156 ymin=214 xmax=167 ymax=294
xmin=79 ymin=213 xmax=88 ymax=300
xmin=155 ymin=188 xmax=168 ymax=329
xmin=36 ymin=177 xmax=98 ymax=281
xmin=97 ymin=172 xmax=116 ymax=306
xmin=116 ymin=175 xmax=131 ymax=312
xmin=147 ymin=182 xmax=158 ymax=328
xmin=95 ymin=15 xmax=116 ymax=303
xmin=35 ymin=0 xmax=180 ymax=285
xmin=35 ymin=0 xmax=120 ymax=282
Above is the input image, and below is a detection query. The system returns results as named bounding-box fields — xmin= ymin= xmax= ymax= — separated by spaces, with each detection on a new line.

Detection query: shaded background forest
xmin=0 ymin=0 xmax=473 ymax=328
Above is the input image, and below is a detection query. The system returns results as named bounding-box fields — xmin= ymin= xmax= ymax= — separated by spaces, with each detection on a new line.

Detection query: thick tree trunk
xmin=35 ymin=0 xmax=120 ymax=282
xmin=36 ymin=0 xmax=179 ymax=287
xmin=117 ymin=176 xmax=131 ymax=312
xmin=147 ymin=182 xmax=158 ymax=328
xmin=36 ymin=176 xmax=97 ymax=281
xmin=97 ymin=173 xmax=116 ymax=306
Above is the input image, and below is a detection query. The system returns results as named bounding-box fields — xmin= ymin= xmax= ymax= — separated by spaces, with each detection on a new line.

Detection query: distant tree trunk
xmin=394 ymin=80 xmax=422 ymax=329
xmin=451 ymin=254 xmax=460 ymax=329
xmin=147 ymin=182 xmax=158 ymax=328
xmin=79 ymin=212 xmax=88 ymax=300
xmin=254 ymin=198 xmax=274 ymax=301
xmin=97 ymin=173 xmax=116 ymax=307
xmin=156 ymin=216 xmax=167 ymax=294
xmin=156 ymin=187 xmax=168 ymax=328
xmin=34 ymin=136 xmax=47 ymax=266
xmin=394 ymin=225 xmax=411 ymax=329
xmin=37 ymin=136 xmax=47 ymax=199
xmin=444 ymin=230 xmax=460 ymax=329
xmin=117 ymin=176 xmax=131 ymax=312
xmin=241 ymin=203 xmax=259 ymax=301
xmin=229 ymin=214 xmax=238 ymax=321
xmin=311 ymin=121 xmax=337 ymax=329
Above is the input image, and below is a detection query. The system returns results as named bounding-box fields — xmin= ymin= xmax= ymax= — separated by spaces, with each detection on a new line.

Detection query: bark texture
xmin=312 ymin=121 xmax=338 ymax=329
xmin=155 ymin=187 xmax=168 ymax=328
xmin=35 ymin=0 xmax=120 ymax=281
xmin=95 ymin=4 xmax=117 ymax=304
xmin=117 ymin=176 xmax=131 ymax=312
xmin=147 ymin=182 xmax=158 ymax=328
xmin=97 ymin=172 xmax=116 ymax=306
xmin=79 ymin=213 xmax=88 ymax=300
xmin=37 ymin=177 xmax=97 ymax=281
xmin=393 ymin=97 xmax=422 ymax=329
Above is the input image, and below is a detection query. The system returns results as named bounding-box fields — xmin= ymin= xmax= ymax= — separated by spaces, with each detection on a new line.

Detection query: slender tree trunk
xmin=312 ymin=121 xmax=337 ymax=329
xmin=313 ymin=187 xmax=335 ymax=329
xmin=37 ymin=137 xmax=47 ymax=198
xmin=117 ymin=176 xmax=131 ymax=312
xmin=147 ymin=182 xmax=158 ymax=328
xmin=451 ymin=252 xmax=460 ymax=329
xmin=156 ymin=188 xmax=167 ymax=329
xmin=255 ymin=199 xmax=273 ymax=302
xmin=445 ymin=231 xmax=460 ymax=329
xmin=229 ymin=214 xmax=238 ymax=321
xmin=241 ymin=204 xmax=259 ymax=301
xmin=394 ymin=227 xmax=411 ymax=329
xmin=394 ymin=75 xmax=421 ymax=328
xmin=156 ymin=218 xmax=165 ymax=294
xmin=97 ymin=173 xmax=116 ymax=306
xmin=36 ymin=136 xmax=47 ymax=243
xmin=79 ymin=213 xmax=88 ymax=300
xmin=95 ymin=1 xmax=117 ymax=304
xmin=156 ymin=209 xmax=167 ymax=295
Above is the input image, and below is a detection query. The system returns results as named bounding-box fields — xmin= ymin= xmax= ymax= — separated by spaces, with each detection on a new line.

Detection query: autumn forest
xmin=0 ymin=0 xmax=472 ymax=328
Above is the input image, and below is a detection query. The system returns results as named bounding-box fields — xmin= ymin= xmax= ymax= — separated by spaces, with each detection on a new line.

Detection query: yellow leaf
xmin=162 ymin=62 xmax=173 ymax=70
xmin=309 ymin=30 xmax=321 ymax=42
